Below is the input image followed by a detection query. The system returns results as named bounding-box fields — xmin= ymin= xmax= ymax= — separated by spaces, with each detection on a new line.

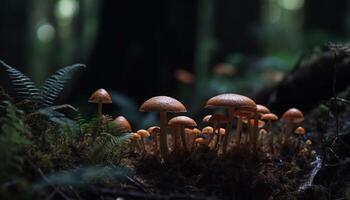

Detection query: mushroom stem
xmin=222 ymin=109 xmax=234 ymax=154
xmin=153 ymin=133 xmax=159 ymax=155
xmin=236 ymin=116 xmax=243 ymax=148
xmin=140 ymin=138 xmax=146 ymax=153
xmin=207 ymin=122 xmax=217 ymax=148
xmin=268 ymin=120 xmax=274 ymax=154
xmin=173 ymin=127 xmax=179 ymax=152
xmin=284 ymin=122 xmax=293 ymax=145
xmin=97 ymin=102 xmax=103 ymax=119
xmin=159 ymin=111 xmax=169 ymax=160
xmin=252 ymin=112 xmax=259 ymax=153
xmin=180 ymin=127 xmax=188 ymax=151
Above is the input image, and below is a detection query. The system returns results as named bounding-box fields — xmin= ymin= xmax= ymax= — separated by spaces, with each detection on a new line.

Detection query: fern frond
xmin=41 ymin=64 xmax=86 ymax=107
xmin=0 ymin=60 xmax=40 ymax=101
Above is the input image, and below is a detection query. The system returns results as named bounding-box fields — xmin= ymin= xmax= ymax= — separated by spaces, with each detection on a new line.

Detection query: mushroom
xmin=189 ymin=128 xmax=201 ymax=150
xmin=281 ymin=108 xmax=304 ymax=145
xmin=113 ymin=116 xmax=132 ymax=133
xmin=259 ymin=129 xmax=268 ymax=147
xmin=88 ymin=88 xmax=112 ymax=119
xmin=201 ymin=126 xmax=214 ymax=147
xmin=205 ymin=93 xmax=257 ymax=154
xmin=206 ymin=113 xmax=227 ymax=149
xmin=261 ymin=113 xmax=279 ymax=153
xmin=194 ymin=137 xmax=206 ymax=150
xmin=234 ymin=110 xmax=255 ymax=148
xmin=168 ymin=116 xmax=197 ymax=152
xmin=130 ymin=132 xmax=142 ymax=153
xmin=139 ymin=96 xmax=186 ymax=160
xmin=242 ymin=119 xmax=265 ymax=146
xmin=147 ymin=126 xmax=161 ymax=154
xmin=294 ymin=126 xmax=305 ymax=151
xmin=257 ymin=104 xmax=270 ymax=116
xmin=137 ymin=129 xmax=151 ymax=153
xmin=216 ymin=128 xmax=226 ymax=151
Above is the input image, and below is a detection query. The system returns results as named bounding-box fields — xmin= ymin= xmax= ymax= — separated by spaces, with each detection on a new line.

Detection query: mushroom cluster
xmin=88 ymin=89 xmax=313 ymax=161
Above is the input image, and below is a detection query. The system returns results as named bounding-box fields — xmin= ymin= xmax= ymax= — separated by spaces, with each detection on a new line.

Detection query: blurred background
xmin=0 ymin=0 xmax=349 ymax=128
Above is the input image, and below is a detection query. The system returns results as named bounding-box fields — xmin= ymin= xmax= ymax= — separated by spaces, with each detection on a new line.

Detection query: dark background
xmin=0 ymin=0 xmax=348 ymax=112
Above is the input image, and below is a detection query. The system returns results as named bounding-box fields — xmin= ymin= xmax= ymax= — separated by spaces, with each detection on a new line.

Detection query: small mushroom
xmin=294 ymin=126 xmax=305 ymax=151
xmin=201 ymin=126 xmax=214 ymax=147
xmin=147 ymin=126 xmax=161 ymax=154
xmin=130 ymin=133 xmax=142 ymax=153
xmin=258 ymin=128 xmax=268 ymax=148
xmin=88 ymin=88 xmax=112 ymax=119
xmin=113 ymin=116 xmax=132 ymax=133
xmin=139 ymin=96 xmax=187 ymax=160
xmin=261 ymin=113 xmax=279 ymax=153
xmin=281 ymin=108 xmax=304 ymax=145
xmin=168 ymin=116 xmax=197 ymax=152
xmin=137 ymin=129 xmax=150 ymax=153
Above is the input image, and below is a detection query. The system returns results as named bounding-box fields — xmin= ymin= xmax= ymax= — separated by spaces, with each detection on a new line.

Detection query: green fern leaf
xmin=0 ymin=60 xmax=41 ymax=101
xmin=41 ymin=64 xmax=86 ymax=107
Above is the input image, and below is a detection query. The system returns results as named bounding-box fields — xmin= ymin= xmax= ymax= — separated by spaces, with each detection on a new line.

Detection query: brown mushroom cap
xmin=202 ymin=126 xmax=214 ymax=134
xmin=281 ymin=108 xmax=304 ymax=123
xmin=294 ymin=126 xmax=305 ymax=135
xmin=131 ymin=133 xmax=141 ymax=140
xmin=257 ymin=105 xmax=270 ymax=114
xmin=168 ymin=116 xmax=197 ymax=127
xmin=114 ymin=116 xmax=132 ymax=132
xmin=139 ymin=96 xmax=186 ymax=113
xmin=205 ymin=93 xmax=256 ymax=111
xmin=219 ymin=128 xmax=226 ymax=135
xmin=88 ymin=88 xmax=112 ymax=103
xmin=261 ymin=113 xmax=279 ymax=121
xmin=202 ymin=115 xmax=212 ymax=122
xmin=147 ymin=126 xmax=161 ymax=134
xmin=137 ymin=129 xmax=150 ymax=137
xmin=192 ymin=128 xmax=201 ymax=135
xmin=195 ymin=137 xmax=205 ymax=144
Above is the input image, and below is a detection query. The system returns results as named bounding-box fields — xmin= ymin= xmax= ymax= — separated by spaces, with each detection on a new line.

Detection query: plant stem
xmin=180 ymin=127 xmax=188 ymax=152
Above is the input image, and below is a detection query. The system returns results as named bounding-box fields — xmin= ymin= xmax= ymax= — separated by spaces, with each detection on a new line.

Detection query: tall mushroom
xmin=281 ymin=108 xmax=304 ymax=145
xmin=261 ymin=113 xmax=278 ymax=153
xmin=139 ymin=96 xmax=186 ymax=160
xmin=168 ymin=116 xmax=197 ymax=152
xmin=88 ymin=88 xmax=112 ymax=119
xmin=205 ymin=93 xmax=257 ymax=154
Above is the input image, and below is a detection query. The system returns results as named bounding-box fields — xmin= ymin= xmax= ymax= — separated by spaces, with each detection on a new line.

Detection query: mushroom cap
xmin=114 ymin=116 xmax=132 ymax=132
xmin=205 ymin=93 xmax=257 ymax=111
xmin=147 ymin=126 xmax=161 ymax=134
xmin=139 ymin=96 xmax=186 ymax=113
xmin=305 ymin=139 xmax=312 ymax=145
xmin=218 ymin=128 xmax=226 ymax=135
xmin=168 ymin=116 xmax=197 ymax=127
xmin=192 ymin=128 xmax=201 ymax=135
xmin=261 ymin=113 xmax=279 ymax=121
xmin=281 ymin=108 xmax=304 ymax=123
xmin=194 ymin=137 xmax=205 ymax=144
xmin=202 ymin=126 xmax=214 ymax=134
xmin=137 ymin=129 xmax=150 ymax=137
xmin=243 ymin=119 xmax=265 ymax=128
xmin=88 ymin=88 xmax=112 ymax=103
xmin=202 ymin=115 xmax=212 ymax=122
xmin=131 ymin=133 xmax=141 ymax=140
xmin=294 ymin=126 xmax=305 ymax=135
xmin=257 ymin=104 xmax=270 ymax=114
